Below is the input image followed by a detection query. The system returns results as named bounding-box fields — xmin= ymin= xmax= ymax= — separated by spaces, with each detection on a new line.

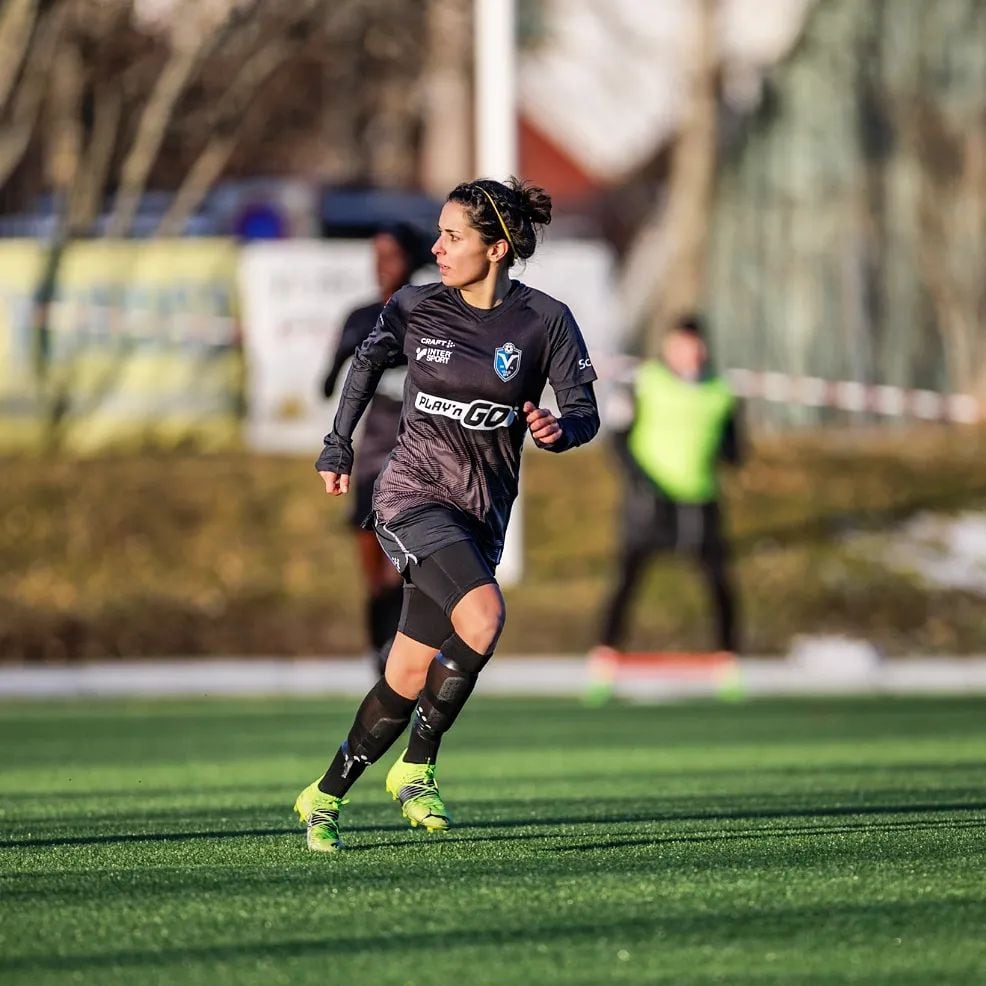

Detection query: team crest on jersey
xmin=493 ymin=342 xmax=522 ymax=382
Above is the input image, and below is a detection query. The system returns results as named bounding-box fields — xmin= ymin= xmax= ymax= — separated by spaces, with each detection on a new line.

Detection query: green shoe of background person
xmin=294 ymin=781 xmax=347 ymax=853
xmin=385 ymin=751 xmax=451 ymax=831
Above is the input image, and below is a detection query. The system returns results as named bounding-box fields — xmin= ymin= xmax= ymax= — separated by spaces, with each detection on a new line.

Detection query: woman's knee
xmin=450 ymin=584 xmax=506 ymax=654
xmin=384 ymin=633 xmax=438 ymax=698
xmin=386 ymin=663 xmax=426 ymax=698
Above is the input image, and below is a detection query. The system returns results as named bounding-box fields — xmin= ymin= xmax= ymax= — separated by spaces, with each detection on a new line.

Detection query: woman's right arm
xmin=315 ymin=293 xmax=408 ymax=490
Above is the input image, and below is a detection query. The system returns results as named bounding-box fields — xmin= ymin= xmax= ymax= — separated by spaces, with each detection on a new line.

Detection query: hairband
xmin=476 ymin=185 xmax=515 ymax=253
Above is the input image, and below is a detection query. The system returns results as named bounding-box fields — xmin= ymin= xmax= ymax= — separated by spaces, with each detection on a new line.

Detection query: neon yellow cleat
xmin=293 ymin=781 xmax=347 ymax=853
xmin=385 ymin=751 xmax=451 ymax=831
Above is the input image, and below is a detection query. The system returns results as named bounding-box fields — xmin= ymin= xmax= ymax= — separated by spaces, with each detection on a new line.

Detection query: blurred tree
xmin=646 ymin=0 xmax=718 ymax=355
xmin=0 ymin=0 xmax=40 ymax=118
xmin=420 ymin=0 xmax=471 ymax=198
xmin=906 ymin=95 xmax=986 ymax=400
xmin=0 ymin=1 xmax=67 ymax=194
xmin=705 ymin=0 xmax=986 ymax=419
xmin=0 ymin=0 xmax=431 ymax=231
xmin=0 ymin=0 xmax=430 ymax=452
xmin=104 ymin=0 xmax=240 ymax=237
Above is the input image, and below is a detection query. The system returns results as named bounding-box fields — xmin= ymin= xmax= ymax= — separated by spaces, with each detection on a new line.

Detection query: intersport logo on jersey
xmin=415 ymin=391 xmax=517 ymax=430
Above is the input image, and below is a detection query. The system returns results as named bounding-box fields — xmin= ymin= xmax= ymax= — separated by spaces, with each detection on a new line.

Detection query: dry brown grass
xmin=2 ymin=423 xmax=986 ymax=660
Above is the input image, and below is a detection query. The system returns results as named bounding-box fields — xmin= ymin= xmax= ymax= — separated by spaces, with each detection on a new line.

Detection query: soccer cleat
xmin=385 ymin=751 xmax=451 ymax=831
xmin=293 ymin=781 xmax=347 ymax=853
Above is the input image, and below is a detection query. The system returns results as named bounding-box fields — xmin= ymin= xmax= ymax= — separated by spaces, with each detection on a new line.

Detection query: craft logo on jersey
xmin=493 ymin=342 xmax=522 ymax=382
xmin=416 ymin=337 xmax=455 ymax=364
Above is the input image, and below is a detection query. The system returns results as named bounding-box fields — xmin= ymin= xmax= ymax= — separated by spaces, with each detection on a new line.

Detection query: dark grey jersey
xmin=318 ymin=280 xmax=599 ymax=547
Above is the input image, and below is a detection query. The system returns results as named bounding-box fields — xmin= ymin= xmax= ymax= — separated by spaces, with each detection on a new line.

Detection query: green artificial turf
xmin=1 ymin=695 xmax=985 ymax=985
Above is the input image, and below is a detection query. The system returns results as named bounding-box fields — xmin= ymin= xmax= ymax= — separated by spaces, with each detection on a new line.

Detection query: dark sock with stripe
xmin=405 ymin=724 xmax=442 ymax=765
xmin=318 ymin=677 xmax=417 ymax=797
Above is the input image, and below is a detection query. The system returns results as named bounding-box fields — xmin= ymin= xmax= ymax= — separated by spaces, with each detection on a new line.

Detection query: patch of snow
xmin=881 ymin=511 xmax=986 ymax=594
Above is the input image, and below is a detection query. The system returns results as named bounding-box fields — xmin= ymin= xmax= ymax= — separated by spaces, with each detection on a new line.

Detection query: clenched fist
xmin=318 ymin=471 xmax=350 ymax=495
xmin=523 ymin=401 xmax=563 ymax=445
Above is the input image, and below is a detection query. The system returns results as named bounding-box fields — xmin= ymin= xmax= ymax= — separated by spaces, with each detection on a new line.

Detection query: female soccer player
xmin=295 ymin=177 xmax=600 ymax=851
xmin=322 ymin=224 xmax=426 ymax=674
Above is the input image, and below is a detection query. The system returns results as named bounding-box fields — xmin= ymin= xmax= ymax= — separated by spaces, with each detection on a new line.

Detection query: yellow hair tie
xmin=477 ymin=186 xmax=515 ymax=254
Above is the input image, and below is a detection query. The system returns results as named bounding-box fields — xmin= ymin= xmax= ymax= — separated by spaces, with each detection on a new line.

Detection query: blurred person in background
xmin=592 ymin=314 xmax=742 ymax=663
xmin=322 ymin=224 xmax=427 ymax=675
xmin=297 ymin=177 xmax=599 ymax=852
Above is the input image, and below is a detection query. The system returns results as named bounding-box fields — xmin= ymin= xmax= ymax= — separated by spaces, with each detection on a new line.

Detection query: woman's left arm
xmin=528 ymin=300 xmax=600 ymax=452
xmin=525 ymin=383 xmax=599 ymax=452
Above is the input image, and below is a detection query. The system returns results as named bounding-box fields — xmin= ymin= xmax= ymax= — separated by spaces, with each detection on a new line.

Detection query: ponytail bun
xmin=508 ymin=178 xmax=552 ymax=228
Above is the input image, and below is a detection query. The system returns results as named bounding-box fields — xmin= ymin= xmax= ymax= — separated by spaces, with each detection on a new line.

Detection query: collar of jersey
xmin=451 ymin=280 xmax=522 ymax=321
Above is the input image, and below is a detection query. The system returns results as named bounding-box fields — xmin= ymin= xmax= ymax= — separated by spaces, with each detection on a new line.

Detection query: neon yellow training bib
xmin=627 ymin=361 xmax=734 ymax=503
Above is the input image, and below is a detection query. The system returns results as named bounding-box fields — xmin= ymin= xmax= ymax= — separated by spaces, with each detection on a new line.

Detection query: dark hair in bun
xmin=446 ymin=177 xmax=552 ymax=263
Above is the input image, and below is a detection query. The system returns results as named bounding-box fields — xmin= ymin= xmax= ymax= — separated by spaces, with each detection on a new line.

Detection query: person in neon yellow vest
xmin=595 ymin=314 xmax=742 ymax=656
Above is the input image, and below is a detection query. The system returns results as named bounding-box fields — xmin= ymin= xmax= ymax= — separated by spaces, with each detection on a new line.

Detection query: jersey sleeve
xmin=545 ymin=305 xmax=598 ymax=392
xmin=534 ymin=382 xmax=600 ymax=453
xmin=315 ymin=290 xmax=409 ymax=474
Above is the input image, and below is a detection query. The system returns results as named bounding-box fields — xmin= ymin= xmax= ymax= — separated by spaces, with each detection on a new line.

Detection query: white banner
xmin=520 ymin=238 xmax=624 ymax=360
xmin=239 ymin=240 xmax=377 ymax=453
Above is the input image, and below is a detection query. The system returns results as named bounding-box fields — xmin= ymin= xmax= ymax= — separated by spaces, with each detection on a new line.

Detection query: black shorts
xmin=369 ymin=505 xmax=499 ymax=648
xmin=367 ymin=503 xmax=502 ymax=573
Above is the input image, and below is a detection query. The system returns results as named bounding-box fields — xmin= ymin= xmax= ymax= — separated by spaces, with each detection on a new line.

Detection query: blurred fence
xmin=707 ymin=0 xmax=986 ymax=426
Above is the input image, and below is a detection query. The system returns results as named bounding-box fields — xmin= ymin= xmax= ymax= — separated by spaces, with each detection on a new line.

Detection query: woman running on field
xmin=295 ymin=178 xmax=600 ymax=852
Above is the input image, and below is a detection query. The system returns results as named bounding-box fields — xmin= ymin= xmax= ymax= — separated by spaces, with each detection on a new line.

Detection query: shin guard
xmin=407 ymin=634 xmax=492 ymax=762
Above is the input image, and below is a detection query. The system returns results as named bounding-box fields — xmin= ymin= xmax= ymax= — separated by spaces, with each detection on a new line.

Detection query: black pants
xmin=598 ymin=478 xmax=738 ymax=652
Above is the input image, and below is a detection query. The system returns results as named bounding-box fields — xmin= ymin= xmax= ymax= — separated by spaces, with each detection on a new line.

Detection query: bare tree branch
xmin=155 ymin=135 xmax=235 ymax=236
xmin=4 ymin=0 xmax=430 ymax=231
xmin=157 ymin=0 xmax=356 ymax=235
xmin=420 ymin=0 xmax=471 ymax=196
xmin=155 ymin=37 xmax=299 ymax=236
xmin=646 ymin=0 xmax=718 ymax=353
xmin=0 ymin=1 xmax=67 ymax=189
xmin=68 ymin=81 xmax=123 ymax=234
xmin=0 ymin=0 xmax=39 ymax=115
xmin=46 ymin=34 xmax=85 ymax=214
xmin=105 ymin=0 xmax=238 ymax=236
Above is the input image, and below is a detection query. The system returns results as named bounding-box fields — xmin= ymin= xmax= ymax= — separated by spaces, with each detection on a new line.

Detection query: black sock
xmin=405 ymin=634 xmax=491 ymax=765
xmin=405 ymin=722 xmax=442 ymax=765
xmin=318 ymin=677 xmax=417 ymax=797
